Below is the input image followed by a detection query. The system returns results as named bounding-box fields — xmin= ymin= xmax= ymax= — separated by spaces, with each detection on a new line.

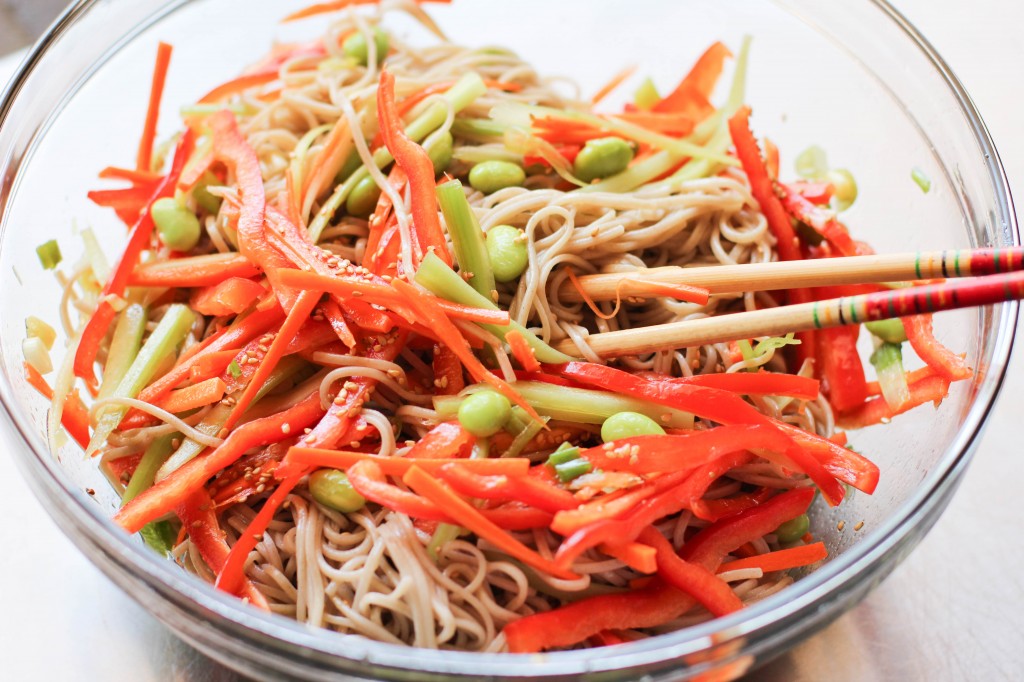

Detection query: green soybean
xmin=343 ymin=27 xmax=389 ymax=66
xmin=775 ymin=513 xmax=810 ymax=544
xmin=573 ymin=137 xmax=634 ymax=183
xmin=601 ymin=411 xmax=665 ymax=443
xmin=457 ymin=390 xmax=512 ymax=437
xmin=345 ymin=175 xmax=382 ymax=218
xmin=151 ymin=197 xmax=201 ymax=251
xmin=865 ymin=319 xmax=908 ymax=344
xmin=310 ymin=469 xmax=366 ymax=513
xmin=486 ymin=225 xmax=528 ymax=282
xmin=468 ymin=160 xmax=525 ymax=194
xmin=427 ymin=131 xmax=454 ymax=174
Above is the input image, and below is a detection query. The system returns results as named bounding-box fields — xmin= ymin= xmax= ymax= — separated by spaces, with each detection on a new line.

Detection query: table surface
xmin=2 ymin=1 xmax=1022 ymax=680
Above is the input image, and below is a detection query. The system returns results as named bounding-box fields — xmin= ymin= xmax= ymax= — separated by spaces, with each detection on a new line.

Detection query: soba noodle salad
xmin=22 ymin=0 xmax=972 ymax=654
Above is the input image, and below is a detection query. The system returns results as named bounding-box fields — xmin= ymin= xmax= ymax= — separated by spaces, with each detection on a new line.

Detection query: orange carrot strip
xmin=23 ymin=363 xmax=91 ymax=449
xmin=159 ymin=377 xmax=226 ymax=414
xmin=599 ymin=541 xmax=657 ymax=574
xmin=99 ymin=166 xmax=163 ymax=184
xmin=301 ymin=117 xmax=353 ymax=210
xmin=865 ymin=366 xmax=937 ymax=396
xmin=591 ymin=64 xmax=637 ymax=106
xmin=653 ymin=41 xmax=731 ymax=113
xmin=137 ymin=42 xmax=173 ymax=172
xmin=283 ymin=447 xmax=530 ymax=476
xmin=505 ymin=329 xmax=541 ymax=372
xmin=717 ymin=541 xmax=827 ymax=574
xmin=199 ymin=72 xmax=278 ymax=104
xmin=283 ymin=0 xmax=450 ymax=23
xmin=403 ymin=465 xmax=579 ymax=580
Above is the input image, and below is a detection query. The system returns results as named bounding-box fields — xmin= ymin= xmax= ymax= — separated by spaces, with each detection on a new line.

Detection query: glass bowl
xmin=0 ymin=0 xmax=1017 ymax=679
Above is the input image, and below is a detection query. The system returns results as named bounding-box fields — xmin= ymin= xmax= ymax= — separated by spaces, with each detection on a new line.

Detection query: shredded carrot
xmin=567 ymin=267 xmax=619 ymax=321
xmin=284 ymin=447 xmax=530 ymax=476
xmin=599 ymin=541 xmax=657 ymax=574
xmin=137 ymin=42 xmax=173 ymax=173
xmin=199 ymin=72 xmax=278 ymax=104
xmin=591 ymin=64 xmax=637 ymax=106
xmin=23 ymin=363 xmax=91 ymax=449
xmin=99 ymin=166 xmax=163 ymax=184
xmin=300 ymin=117 xmax=352 ymax=214
xmin=282 ymin=0 xmax=450 ymax=23
xmin=717 ymin=542 xmax=827 ymax=574
xmin=654 ymin=41 xmax=731 ymax=113
xmin=159 ymin=377 xmax=227 ymax=414
xmin=505 ymin=329 xmax=541 ymax=372
xmin=403 ymin=465 xmax=579 ymax=580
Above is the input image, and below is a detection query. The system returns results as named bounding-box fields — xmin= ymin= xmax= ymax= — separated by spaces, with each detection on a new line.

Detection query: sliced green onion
xmin=22 ymin=337 xmax=52 ymax=374
xmin=826 ymin=168 xmax=858 ymax=212
xmin=547 ymin=442 xmax=581 ymax=466
xmin=870 ymin=342 xmax=910 ymax=410
xmin=911 ymin=166 xmax=931 ymax=193
xmin=227 ymin=359 xmax=242 ymax=378
xmin=795 ymin=145 xmax=828 ymax=179
xmin=36 ymin=239 xmax=62 ymax=270
xmin=554 ymin=458 xmax=592 ymax=483
xmin=633 ymin=77 xmax=661 ymax=111
xmin=436 ymin=179 xmax=496 ymax=298
xmin=25 ymin=316 xmax=56 ymax=351
xmin=415 ymin=252 xmax=574 ymax=364
xmin=865 ymin=319 xmax=908 ymax=344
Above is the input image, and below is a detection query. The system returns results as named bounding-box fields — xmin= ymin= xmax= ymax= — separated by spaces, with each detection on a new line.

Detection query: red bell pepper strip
xmin=728 ymin=107 xmax=801 ymax=262
xmin=789 ymin=287 xmax=817 ymax=368
xmin=775 ymin=422 xmax=880 ymax=494
xmin=670 ymin=371 xmax=819 ymax=401
xmin=551 ymin=470 xmax=689 ymax=536
xmin=114 ymin=391 xmax=326 ymax=534
xmin=836 ymin=373 xmax=952 ymax=430
xmin=406 ymin=421 xmax=475 ymax=458
xmin=73 ymin=128 xmax=196 ymax=389
xmin=99 ymin=166 xmax=163 ymax=184
xmin=477 ymin=504 xmax=554 ymax=531
xmin=901 ymin=314 xmax=972 ymax=382
xmin=432 ymin=344 xmax=465 ymax=395
xmin=23 ymin=363 xmax=91 ymax=449
xmin=779 ymin=184 xmax=860 ymax=257
xmin=189 ymin=277 xmax=267 ymax=317
xmin=376 ymin=69 xmax=452 ymax=268
xmin=129 ymin=253 xmax=260 ymax=287
xmin=555 ymin=361 xmax=843 ymax=505
xmin=215 ymin=468 xmax=308 ymax=597
xmin=346 ymin=459 xmax=452 ymax=522
xmin=717 ymin=541 xmax=827 ymax=575
xmin=504 ymin=487 xmax=815 ymax=652
xmin=690 ymin=486 xmax=774 ymax=523
xmin=137 ymin=42 xmax=173 ymax=172
xmin=403 ymin=465 xmax=580 ymax=580
xmin=866 ymin=365 xmax=937 ymax=397
xmin=320 ymin=298 xmax=357 ymax=349
xmin=638 ymin=527 xmax=743 ymax=617
xmin=583 ymin=425 xmax=804 ymax=475
xmin=176 ymin=488 xmax=269 ymax=610
xmin=437 ymin=464 xmax=579 ymax=514
xmin=283 ymin=448 xmax=529 ymax=477
xmin=817 ymin=325 xmax=868 ymax=413
xmin=176 ymin=146 xmax=215 ymax=193
xmin=88 ymin=185 xmax=159 ymax=211
xmin=787 ymin=180 xmax=834 ymax=206
xmin=654 ymin=41 xmax=731 ymax=114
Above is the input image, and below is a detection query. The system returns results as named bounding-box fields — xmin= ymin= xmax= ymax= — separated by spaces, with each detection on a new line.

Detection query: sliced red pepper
xmin=176 ymin=488 xmax=269 ymax=609
xmin=376 ymin=69 xmax=452 ymax=268
xmin=189 ymin=277 xmax=267 ymax=317
xmin=817 ymin=325 xmax=868 ymax=413
xmin=902 ymin=314 xmax=972 ymax=382
xmin=504 ymin=487 xmax=814 ymax=652
xmin=73 ymin=129 xmax=196 ymax=388
xmin=638 ymin=526 xmax=743 ymax=617
xmin=406 ymin=421 xmax=475 ymax=458
xmin=114 ymin=391 xmax=326 ymax=534
xmin=437 ymin=464 xmax=579 ymax=514
xmin=129 ymin=253 xmax=260 ymax=287
xmin=717 ymin=541 xmax=827 ymax=575
xmin=787 ymin=180 xmax=834 ymax=206
xmin=728 ymin=107 xmax=801 ymax=262
xmin=282 ymin=448 xmax=527 ymax=477
xmin=137 ymin=42 xmax=173 ymax=172
xmin=23 ymin=363 xmax=91 ymax=449
xmin=653 ymin=41 xmax=731 ymax=114
xmin=779 ymin=185 xmax=861 ymax=257
xmin=776 ymin=422 xmax=879 ymax=494
xmin=668 ymin=371 xmax=819 ymax=401
xmin=432 ymin=344 xmax=465 ymax=395
xmin=690 ymin=486 xmax=774 ymax=523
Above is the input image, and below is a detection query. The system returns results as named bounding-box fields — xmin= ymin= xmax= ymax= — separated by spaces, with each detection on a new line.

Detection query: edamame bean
xmin=428 ymin=131 xmax=454 ymax=174
xmin=600 ymin=411 xmax=665 ymax=443
xmin=343 ymin=27 xmax=389 ymax=66
xmin=345 ymin=175 xmax=382 ymax=218
xmin=309 ymin=469 xmax=366 ymax=513
xmin=151 ymin=197 xmax=201 ymax=251
xmin=468 ymin=160 xmax=525 ymax=194
xmin=775 ymin=513 xmax=810 ymax=544
xmin=193 ymin=183 xmax=222 ymax=215
xmin=458 ymin=390 xmax=512 ymax=437
xmin=865 ymin=319 xmax=908 ymax=344
xmin=573 ymin=137 xmax=633 ymax=183
xmin=486 ymin=224 xmax=528 ymax=282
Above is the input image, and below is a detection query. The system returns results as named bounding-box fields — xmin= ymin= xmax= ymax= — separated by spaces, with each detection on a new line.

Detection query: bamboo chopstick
xmin=554 ymin=269 xmax=1024 ymax=358
xmin=562 ymin=247 xmax=1024 ymax=303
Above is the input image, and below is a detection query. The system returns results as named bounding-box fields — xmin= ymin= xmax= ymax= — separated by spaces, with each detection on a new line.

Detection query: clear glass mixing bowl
xmin=0 ymin=0 xmax=1017 ymax=679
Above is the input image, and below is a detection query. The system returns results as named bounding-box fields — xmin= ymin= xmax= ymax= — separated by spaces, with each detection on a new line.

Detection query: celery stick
xmin=435 ymin=381 xmax=694 ymax=429
xmin=502 ymin=413 xmax=548 ymax=457
xmin=580 ymin=149 xmax=683 ymax=194
xmin=414 ymin=252 xmax=574 ymax=364
xmin=80 ymin=227 xmax=110 ymax=285
xmin=87 ymin=304 xmax=195 ymax=455
xmin=122 ymin=434 xmax=176 ymax=504
xmin=437 ymin=179 xmax=495 ymax=299
xmin=309 ymin=72 xmax=487 ymax=242
xmin=450 ymin=117 xmax=508 ymax=141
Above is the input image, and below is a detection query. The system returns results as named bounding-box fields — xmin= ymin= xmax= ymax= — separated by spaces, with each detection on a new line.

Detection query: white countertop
xmin=1 ymin=1 xmax=1022 ymax=679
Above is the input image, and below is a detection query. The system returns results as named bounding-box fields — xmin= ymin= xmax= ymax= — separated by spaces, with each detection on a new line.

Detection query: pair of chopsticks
xmin=554 ymin=247 xmax=1024 ymax=357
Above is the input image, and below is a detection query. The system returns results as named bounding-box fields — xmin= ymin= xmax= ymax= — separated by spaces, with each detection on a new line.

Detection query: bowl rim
xmin=0 ymin=0 xmax=1019 ymax=678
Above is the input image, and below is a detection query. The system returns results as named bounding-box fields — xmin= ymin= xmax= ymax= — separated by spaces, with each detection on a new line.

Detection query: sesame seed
xmin=837 ymin=521 xmax=846 ymax=531
xmin=281 ymin=423 xmax=291 ymax=434
xmin=854 ymin=521 xmax=864 ymax=532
